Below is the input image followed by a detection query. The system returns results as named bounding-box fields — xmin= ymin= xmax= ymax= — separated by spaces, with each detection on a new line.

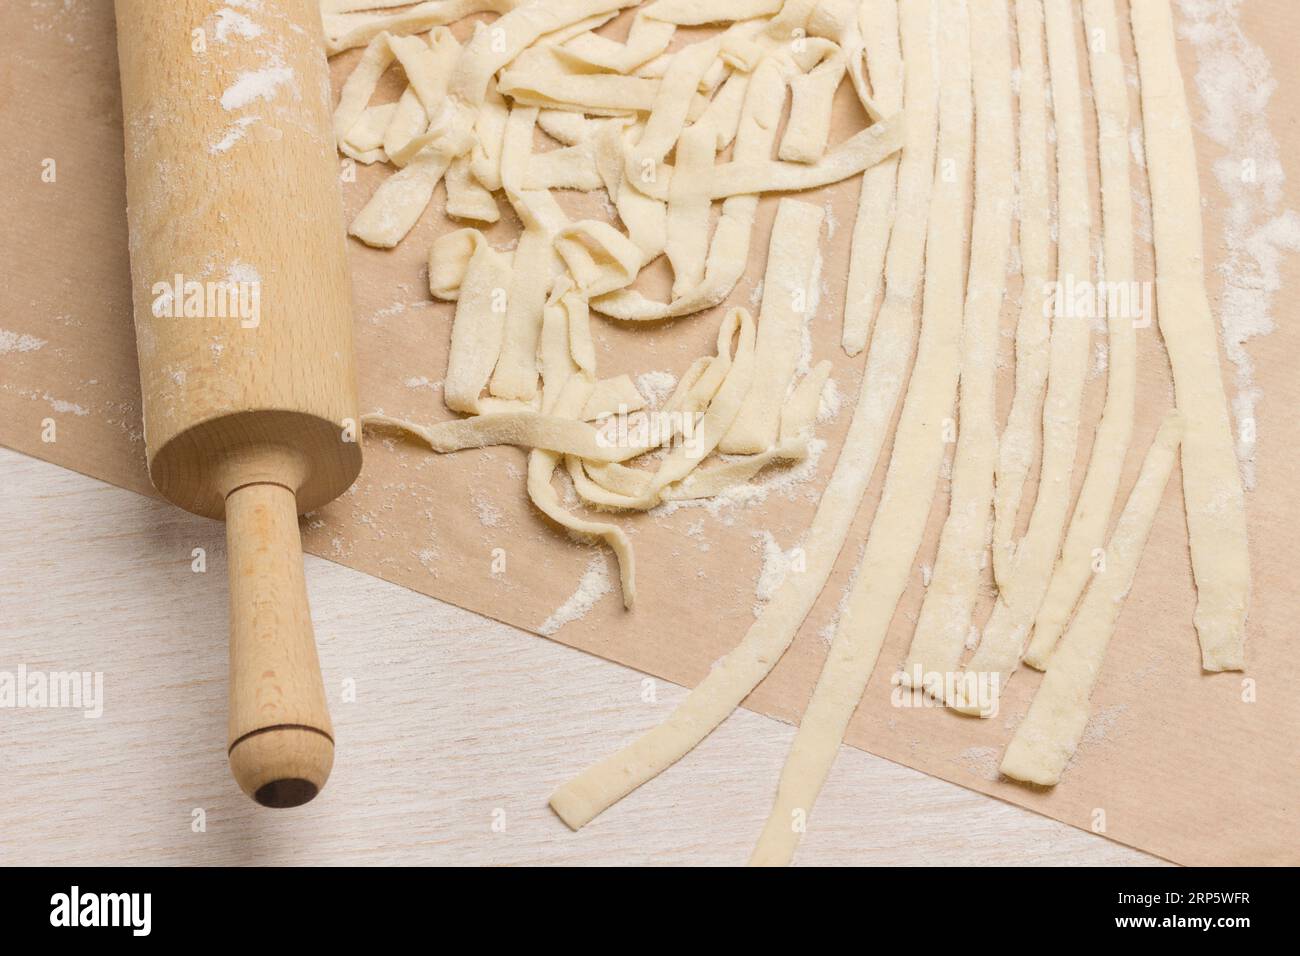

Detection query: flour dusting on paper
xmin=539 ymin=555 xmax=612 ymax=637
xmin=1178 ymin=0 xmax=1300 ymax=490
xmin=752 ymin=530 xmax=802 ymax=609
xmin=0 ymin=330 xmax=47 ymax=354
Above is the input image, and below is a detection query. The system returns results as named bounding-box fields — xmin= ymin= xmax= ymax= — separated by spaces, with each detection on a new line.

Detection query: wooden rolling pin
xmin=114 ymin=0 xmax=360 ymax=806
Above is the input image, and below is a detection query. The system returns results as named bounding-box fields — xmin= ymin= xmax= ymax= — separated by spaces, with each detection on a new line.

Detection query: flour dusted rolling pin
xmin=114 ymin=0 xmax=360 ymax=806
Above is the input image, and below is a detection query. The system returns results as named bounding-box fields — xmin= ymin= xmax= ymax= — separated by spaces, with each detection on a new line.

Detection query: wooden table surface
xmin=0 ymin=447 xmax=1159 ymax=866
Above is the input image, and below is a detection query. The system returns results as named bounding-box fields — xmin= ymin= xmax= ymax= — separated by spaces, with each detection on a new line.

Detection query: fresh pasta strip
xmin=641 ymin=0 xmax=784 ymax=25
xmin=991 ymin=0 xmax=1054 ymax=589
xmin=383 ymin=87 xmax=428 ymax=162
xmin=389 ymin=29 xmax=459 ymax=120
xmin=581 ymin=376 xmax=646 ymax=420
xmin=628 ymin=111 xmax=904 ymax=201
xmin=663 ymin=124 xmax=718 ymax=297
xmin=322 ymin=0 xmax=515 ymax=55
xmin=1001 ymin=413 xmax=1185 ymax=786
xmin=535 ymin=108 xmax=592 ymax=146
xmin=525 ymin=376 xmax=636 ymax=610
xmin=558 ymin=13 xmax=677 ymax=73
xmin=447 ymin=0 xmax=639 ymax=109
xmin=1131 ymin=0 xmax=1249 ymax=671
xmin=344 ymin=103 xmax=398 ymax=153
xmin=1026 ymin=0 xmax=1137 ymax=668
xmin=563 ymin=308 xmax=757 ymax=510
xmin=627 ymin=38 xmax=723 ymax=180
xmin=750 ymin=0 xmax=970 ymax=867
xmin=954 ymin=0 xmax=1094 ymax=712
xmin=553 ymin=220 xmax=643 ymax=298
xmin=695 ymin=71 xmax=750 ymax=151
xmin=525 ymin=141 xmax=602 ymax=191
xmin=538 ymin=279 xmax=580 ymax=409
xmin=590 ymin=118 xmax=668 ymax=262
xmin=778 ymin=39 xmax=845 ymax=164
xmin=445 ymin=154 xmax=500 ymax=221
xmin=349 ymin=147 xmax=452 ymax=247
xmin=549 ymin=0 xmax=940 ymax=833
xmin=663 ymin=360 xmax=829 ymax=502
xmin=490 ymin=109 xmax=568 ymax=401
xmin=901 ymin=0 xmax=1012 ymax=696
xmin=499 ymin=45 xmax=708 ymax=116
xmin=333 ymin=31 xmax=396 ymax=142
xmin=361 ymin=411 xmax=652 ymax=463
xmin=721 ymin=198 xmax=825 ymax=454
xmin=434 ymin=229 xmax=513 ymax=413
xmin=589 ymin=55 xmax=787 ymax=321
xmin=470 ymin=78 xmax=510 ymax=190
xmin=841 ymin=0 xmax=902 ymax=355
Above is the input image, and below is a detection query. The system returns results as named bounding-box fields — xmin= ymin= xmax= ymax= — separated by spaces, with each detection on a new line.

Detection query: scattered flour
xmin=0 ymin=330 xmax=47 ymax=354
xmin=816 ymin=376 xmax=841 ymax=423
xmin=43 ymin=394 xmax=88 ymax=416
xmin=539 ymin=555 xmax=612 ymax=636
xmin=210 ymin=116 xmax=259 ymax=154
xmin=1178 ymin=0 xmax=1300 ymax=490
xmin=1090 ymin=341 xmax=1109 ymax=381
xmin=214 ymin=7 xmax=263 ymax=43
xmin=1129 ymin=125 xmax=1146 ymax=169
xmin=822 ymin=199 xmax=839 ymax=239
xmin=752 ymin=530 xmax=802 ymax=606
xmin=652 ymin=437 xmax=828 ymax=519
xmin=957 ymin=746 xmax=1002 ymax=782
xmin=634 ymin=369 xmax=677 ymax=407
xmin=226 ymin=261 xmax=261 ymax=286
xmin=404 ymin=376 xmax=441 ymax=391
xmin=471 ymin=492 xmax=502 ymax=528
xmin=220 ymin=64 xmax=294 ymax=111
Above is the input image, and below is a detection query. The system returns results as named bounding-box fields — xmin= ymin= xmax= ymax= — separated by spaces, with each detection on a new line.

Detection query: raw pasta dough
xmin=1025 ymin=0 xmax=1137 ymax=668
xmin=750 ymin=0 xmax=971 ymax=867
xmin=952 ymin=0 xmax=1093 ymax=713
xmin=1001 ymin=412 xmax=1184 ymax=786
xmin=550 ymin=0 xmax=938 ymax=834
xmin=1130 ymin=0 xmax=1249 ymax=671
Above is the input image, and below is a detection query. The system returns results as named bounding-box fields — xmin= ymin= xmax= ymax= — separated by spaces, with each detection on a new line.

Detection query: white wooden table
xmin=0 ymin=447 xmax=1157 ymax=865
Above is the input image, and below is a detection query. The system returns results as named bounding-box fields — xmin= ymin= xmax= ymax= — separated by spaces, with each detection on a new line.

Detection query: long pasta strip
xmin=1026 ymin=0 xmax=1137 ymax=667
xmin=547 ymin=0 xmax=940 ymax=832
xmin=1130 ymin=0 xmax=1249 ymax=671
xmin=991 ymin=0 xmax=1054 ymax=589
xmin=841 ymin=0 xmax=903 ymax=355
xmin=954 ymin=0 xmax=1093 ymax=712
xmin=901 ymin=0 xmax=1013 ymax=695
xmin=1001 ymin=413 xmax=1184 ymax=785
xmin=749 ymin=0 xmax=971 ymax=867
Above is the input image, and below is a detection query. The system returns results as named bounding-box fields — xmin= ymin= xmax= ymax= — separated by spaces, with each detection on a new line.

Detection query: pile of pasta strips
xmin=332 ymin=0 xmax=901 ymax=607
xmin=326 ymin=0 xmax=1251 ymax=866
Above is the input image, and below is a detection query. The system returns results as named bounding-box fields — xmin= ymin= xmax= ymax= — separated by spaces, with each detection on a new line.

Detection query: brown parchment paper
xmin=2 ymin=1 xmax=1297 ymax=866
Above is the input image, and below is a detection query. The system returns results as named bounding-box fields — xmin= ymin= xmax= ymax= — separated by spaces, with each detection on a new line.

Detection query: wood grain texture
xmin=0 ymin=448 xmax=1157 ymax=866
xmin=115 ymin=0 xmax=366 ymax=800
xmin=115 ymin=0 xmax=361 ymax=519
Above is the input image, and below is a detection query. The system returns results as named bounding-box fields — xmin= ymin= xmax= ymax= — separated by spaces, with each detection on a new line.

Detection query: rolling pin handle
xmin=224 ymin=471 xmax=334 ymax=808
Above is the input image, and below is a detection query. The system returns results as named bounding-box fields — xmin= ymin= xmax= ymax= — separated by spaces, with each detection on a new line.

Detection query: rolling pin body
xmin=115 ymin=0 xmax=360 ymax=806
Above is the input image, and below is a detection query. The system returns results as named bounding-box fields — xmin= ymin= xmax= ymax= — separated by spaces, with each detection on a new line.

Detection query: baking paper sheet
xmin=2 ymin=1 xmax=1297 ymax=865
